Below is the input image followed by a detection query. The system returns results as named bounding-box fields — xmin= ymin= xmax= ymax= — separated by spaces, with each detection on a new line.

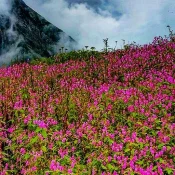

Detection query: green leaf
xmin=41 ymin=146 xmax=47 ymax=152
xmin=101 ymin=165 xmax=107 ymax=170
xmin=35 ymin=127 xmax=42 ymax=133
xmin=15 ymin=110 xmax=18 ymax=117
xmin=41 ymin=129 xmax=47 ymax=138
xmin=74 ymin=140 xmax=78 ymax=144
xmin=92 ymin=159 xmax=101 ymax=167
xmin=104 ymin=137 xmax=114 ymax=144
xmin=69 ymin=103 xmax=76 ymax=109
xmin=165 ymin=168 xmax=173 ymax=174
xmin=150 ymin=129 xmax=156 ymax=136
xmin=6 ymin=170 xmax=18 ymax=173
xmin=156 ymin=158 xmax=164 ymax=163
xmin=30 ymin=136 xmax=38 ymax=144
xmin=19 ymin=109 xmax=25 ymax=113
xmin=127 ymin=120 xmax=133 ymax=127
xmin=107 ymin=163 xmax=115 ymax=170
xmin=153 ymin=166 xmax=157 ymax=170
xmin=139 ymin=143 xmax=144 ymax=149
xmin=24 ymin=153 xmax=30 ymax=160
xmin=131 ymin=149 xmax=135 ymax=155
xmin=22 ymin=93 xmax=29 ymax=99
xmin=132 ymin=112 xmax=138 ymax=117
xmin=137 ymin=159 xmax=144 ymax=165
xmin=124 ymin=148 xmax=130 ymax=153
xmin=158 ymin=143 xmax=164 ymax=150
xmin=2 ymin=157 xmax=9 ymax=161
xmin=2 ymin=152 xmax=9 ymax=156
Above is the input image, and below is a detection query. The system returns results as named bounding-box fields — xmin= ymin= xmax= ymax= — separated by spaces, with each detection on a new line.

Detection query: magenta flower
xmin=33 ymin=120 xmax=48 ymax=129
xmin=7 ymin=127 xmax=14 ymax=133
xmin=68 ymin=169 xmax=72 ymax=174
xmin=20 ymin=148 xmax=26 ymax=155
xmin=128 ymin=105 xmax=134 ymax=112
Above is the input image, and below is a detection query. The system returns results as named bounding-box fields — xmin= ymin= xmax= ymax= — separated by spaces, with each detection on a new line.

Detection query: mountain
xmin=0 ymin=0 xmax=76 ymax=64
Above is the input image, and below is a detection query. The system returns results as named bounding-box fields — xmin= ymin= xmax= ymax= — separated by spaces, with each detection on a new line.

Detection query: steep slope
xmin=0 ymin=0 xmax=76 ymax=64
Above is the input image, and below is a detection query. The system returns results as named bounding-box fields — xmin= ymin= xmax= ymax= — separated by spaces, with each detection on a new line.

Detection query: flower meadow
xmin=0 ymin=37 xmax=175 ymax=175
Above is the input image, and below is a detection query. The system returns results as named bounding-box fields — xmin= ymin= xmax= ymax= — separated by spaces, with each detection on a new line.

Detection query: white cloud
xmin=0 ymin=0 xmax=11 ymax=15
xmin=7 ymin=0 xmax=175 ymax=50
xmin=0 ymin=37 xmax=22 ymax=65
xmin=0 ymin=0 xmax=24 ymax=65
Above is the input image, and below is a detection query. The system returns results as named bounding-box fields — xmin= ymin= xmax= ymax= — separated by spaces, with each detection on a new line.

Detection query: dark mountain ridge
xmin=0 ymin=0 xmax=76 ymax=64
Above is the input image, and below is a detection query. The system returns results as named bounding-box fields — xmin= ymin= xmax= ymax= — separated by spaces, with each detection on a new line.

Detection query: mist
xmin=0 ymin=0 xmax=24 ymax=65
xmin=0 ymin=0 xmax=10 ymax=15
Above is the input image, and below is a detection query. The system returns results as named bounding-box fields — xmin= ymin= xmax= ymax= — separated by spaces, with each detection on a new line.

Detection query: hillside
xmin=0 ymin=36 xmax=175 ymax=174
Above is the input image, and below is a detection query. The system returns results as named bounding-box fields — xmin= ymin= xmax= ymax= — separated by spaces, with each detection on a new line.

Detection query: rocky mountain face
xmin=0 ymin=0 xmax=76 ymax=64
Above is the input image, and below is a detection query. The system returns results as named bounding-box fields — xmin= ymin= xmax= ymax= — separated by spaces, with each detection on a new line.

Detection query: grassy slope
xmin=0 ymin=36 xmax=175 ymax=174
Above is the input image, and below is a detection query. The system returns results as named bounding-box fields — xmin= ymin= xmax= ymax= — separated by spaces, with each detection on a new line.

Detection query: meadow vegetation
xmin=0 ymin=27 xmax=175 ymax=174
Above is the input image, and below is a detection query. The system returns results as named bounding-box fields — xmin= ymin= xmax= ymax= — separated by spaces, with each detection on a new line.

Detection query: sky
xmin=2 ymin=0 xmax=175 ymax=50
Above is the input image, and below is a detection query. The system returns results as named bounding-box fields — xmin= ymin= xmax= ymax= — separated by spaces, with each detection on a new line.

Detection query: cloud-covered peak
xmin=0 ymin=0 xmax=76 ymax=65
